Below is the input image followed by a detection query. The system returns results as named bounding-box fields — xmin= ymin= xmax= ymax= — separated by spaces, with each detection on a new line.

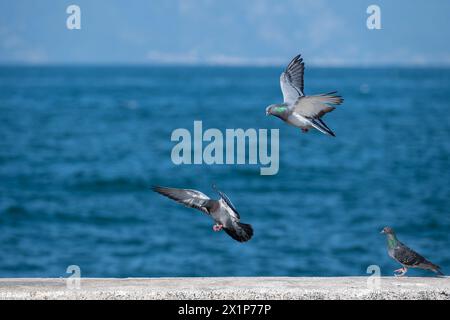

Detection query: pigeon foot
xmin=213 ymin=224 xmax=223 ymax=232
xmin=394 ymin=267 xmax=407 ymax=277
xmin=301 ymin=128 xmax=309 ymax=133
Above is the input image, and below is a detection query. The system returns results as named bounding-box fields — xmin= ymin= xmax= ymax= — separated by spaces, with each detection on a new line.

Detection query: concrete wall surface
xmin=0 ymin=277 xmax=448 ymax=300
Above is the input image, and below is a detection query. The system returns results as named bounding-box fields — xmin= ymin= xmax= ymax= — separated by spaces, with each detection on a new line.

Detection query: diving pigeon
xmin=381 ymin=227 xmax=444 ymax=277
xmin=153 ymin=185 xmax=253 ymax=242
xmin=266 ymin=54 xmax=343 ymax=137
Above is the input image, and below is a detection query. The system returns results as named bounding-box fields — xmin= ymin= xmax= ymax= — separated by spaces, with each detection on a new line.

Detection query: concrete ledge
xmin=0 ymin=277 xmax=449 ymax=300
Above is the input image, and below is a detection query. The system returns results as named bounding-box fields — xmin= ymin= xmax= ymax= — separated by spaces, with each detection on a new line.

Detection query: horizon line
xmin=1 ymin=62 xmax=450 ymax=68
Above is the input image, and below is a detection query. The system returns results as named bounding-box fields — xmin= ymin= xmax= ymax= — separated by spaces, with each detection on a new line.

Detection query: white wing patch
xmin=280 ymin=73 xmax=301 ymax=104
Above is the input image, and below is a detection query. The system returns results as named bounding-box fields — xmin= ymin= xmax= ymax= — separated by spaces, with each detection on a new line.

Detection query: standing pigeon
xmin=266 ymin=54 xmax=343 ymax=137
xmin=152 ymin=185 xmax=253 ymax=242
xmin=381 ymin=227 xmax=444 ymax=277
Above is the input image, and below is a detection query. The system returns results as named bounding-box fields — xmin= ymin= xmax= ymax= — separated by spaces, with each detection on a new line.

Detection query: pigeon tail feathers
xmin=435 ymin=268 xmax=445 ymax=276
xmin=426 ymin=261 xmax=444 ymax=276
xmin=309 ymin=118 xmax=336 ymax=137
xmin=224 ymin=223 xmax=253 ymax=243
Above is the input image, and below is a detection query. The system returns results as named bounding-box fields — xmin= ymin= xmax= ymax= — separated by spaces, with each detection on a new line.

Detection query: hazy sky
xmin=1 ymin=0 xmax=449 ymax=66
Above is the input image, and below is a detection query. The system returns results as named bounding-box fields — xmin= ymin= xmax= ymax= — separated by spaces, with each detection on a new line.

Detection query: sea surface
xmin=0 ymin=66 xmax=449 ymax=277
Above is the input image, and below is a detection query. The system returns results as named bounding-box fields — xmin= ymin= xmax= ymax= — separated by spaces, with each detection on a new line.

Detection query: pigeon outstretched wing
xmin=293 ymin=92 xmax=343 ymax=119
xmin=280 ymin=54 xmax=305 ymax=104
xmin=213 ymin=185 xmax=240 ymax=219
xmin=153 ymin=186 xmax=214 ymax=214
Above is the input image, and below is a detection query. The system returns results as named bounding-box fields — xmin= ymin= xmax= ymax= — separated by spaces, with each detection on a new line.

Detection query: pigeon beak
xmin=265 ymin=110 xmax=269 ymax=116
xmin=380 ymin=229 xmax=385 ymax=234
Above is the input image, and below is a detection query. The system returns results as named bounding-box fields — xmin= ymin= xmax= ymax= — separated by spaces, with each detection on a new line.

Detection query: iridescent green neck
xmin=274 ymin=106 xmax=287 ymax=113
xmin=386 ymin=234 xmax=398 ymax=249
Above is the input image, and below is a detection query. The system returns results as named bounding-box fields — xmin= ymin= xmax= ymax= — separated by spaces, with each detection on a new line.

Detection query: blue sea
xmin=0 ymin=66 xmax=449 ymax=278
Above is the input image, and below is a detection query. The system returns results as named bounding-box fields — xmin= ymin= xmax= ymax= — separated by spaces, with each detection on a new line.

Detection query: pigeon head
xmin=266 ymin=104 xmax=288 ymax=117
xmin=380 ymin=226 xmax=394 ymax=235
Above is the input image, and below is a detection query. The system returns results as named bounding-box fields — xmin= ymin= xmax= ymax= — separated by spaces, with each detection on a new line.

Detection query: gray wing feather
xmin=393 ymin=243 xmax=427 ymax=267
xmin=153 ymin=186 xmax=213 ymax=214
xmin=213 ymin=186 xmax=240 ymax=219
xmin=280 ymin=54 xmax=305 ymax=103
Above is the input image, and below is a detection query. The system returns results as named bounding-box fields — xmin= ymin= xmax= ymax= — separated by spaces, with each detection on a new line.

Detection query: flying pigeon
xmin=266 ymin=54 xmax=343 ymax=137
xmin=152 ymin=185 xmax=253 ymax=242
xmin=381 ymin=227 xmax=444 ymax=277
